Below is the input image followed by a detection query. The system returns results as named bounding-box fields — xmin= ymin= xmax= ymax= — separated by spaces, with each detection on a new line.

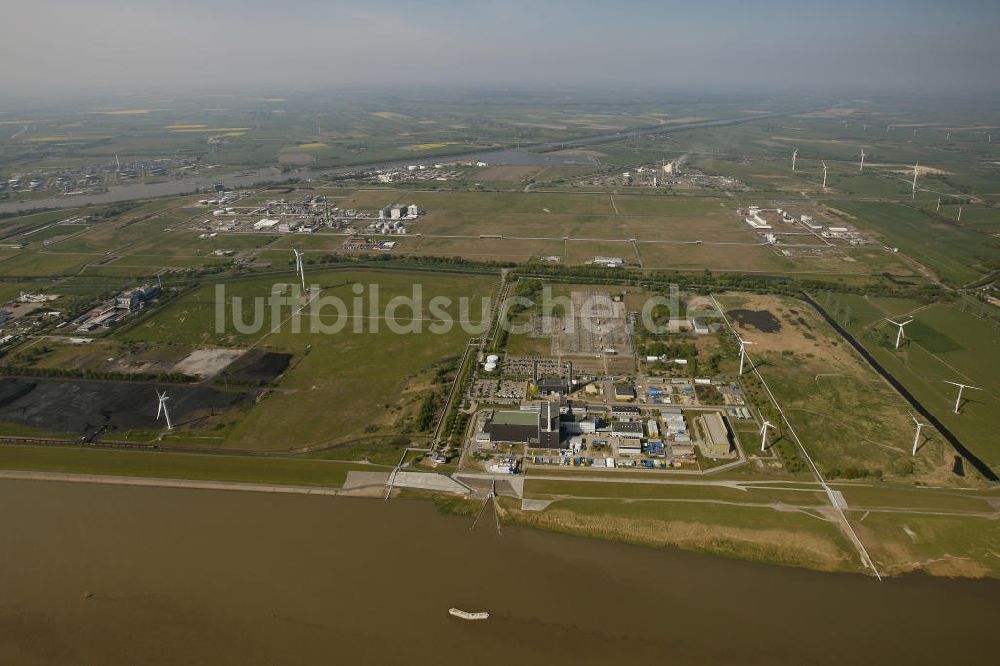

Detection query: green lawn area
xmin=0 ymin=249 xmax=94 ymax=276
xmin=523 ymin=478 xmax=828 ymax=506
xmin=852 ymin=510 xmax=999 ymax=577
xmin=836 ymin=483 xmax=998 ymax=513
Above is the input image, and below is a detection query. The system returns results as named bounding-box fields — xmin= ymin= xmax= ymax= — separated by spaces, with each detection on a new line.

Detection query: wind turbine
xmin=155 ymin=390 xmax=173 ymax=430
xmin=791 ymin=149 xmax=798 ymax=172
xmin=737 ymin=335 xmax=754 ymax=376
xmin=885 ymin=318 xmax=912 ymax=350
xmin=943 ymin=381 xmax=981 ymax=415
xmin=759 ymin=420 xmax=775 ymax=452
xmin=859 ymin=148 xmax=866 ymax=173
xmin=936 ymin=198 xmax=941 ymax=212
xmin=822 ymin=161 xmax=828 ymax=190
xmin=292 ymin=249 xmax=306 ymax=293
xmin=910 ymin=414 xmax=927 ymax=456
xmin=911 ymin=162 xmax=919 ymax=200
xmin=957 ymin=206 xmax=963 ymax=222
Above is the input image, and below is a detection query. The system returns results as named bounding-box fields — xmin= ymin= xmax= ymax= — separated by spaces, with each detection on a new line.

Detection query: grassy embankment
xmin=0 ymin=444 xmax=378 ymax=487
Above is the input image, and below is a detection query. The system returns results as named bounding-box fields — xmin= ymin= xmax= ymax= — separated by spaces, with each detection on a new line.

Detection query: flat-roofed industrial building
xmin=611 ymin=421 xmax=644 ymax=439
xmin=484 ymin=402 xmax=560 ymax=448
xmin=701 ymin=411 xmax=733 ymax=457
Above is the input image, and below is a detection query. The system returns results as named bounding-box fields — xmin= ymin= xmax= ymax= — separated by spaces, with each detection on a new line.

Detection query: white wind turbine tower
xmin=822 ymin=161 xmax=828 ymax=190
xmin=859 ymin=148 xmax=866 ymax=173
xmin=957 ymin=206 xmax=963 ymax=222
xmin=155 ymin=390 xmax=173 ymax=430
xmin=791 ymin=149 xmax=798 ymax=172
xmin=759 ymin=420 xmax=775 ymax=451
xmin=911 ymin=162 xmax=919 ymax=200
xmin=737 ymin=335 xmax=754 ymax=376
xmin=885 ymin=318 xmax=912 ymax=350
xmin=943 ymin=381 xmax=981 ymax=415
xmin=292 ymin=249 xmax=306 ymax=293
xmin=910 ymin=414 xmax=927 ymax=455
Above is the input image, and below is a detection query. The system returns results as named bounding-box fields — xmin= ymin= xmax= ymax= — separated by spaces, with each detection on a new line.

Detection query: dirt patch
xmin=545 ymin=148 xmax=607 ymax=159
xmin=172 ymin=349 xmax=245 ymax=379
xmin=727 ymin=309 xmax=782 ymax=333
xmin=218 ymin=350 xmax=291 ymax=384
xmin=278 ymin=150 xmax=316 ymax=165
xmin=475 ymin=166 xmax=543 ymax=182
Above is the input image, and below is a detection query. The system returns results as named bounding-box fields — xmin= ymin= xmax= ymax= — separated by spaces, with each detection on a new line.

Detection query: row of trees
xmin=0 ymin=364 xmax=195 ymax=384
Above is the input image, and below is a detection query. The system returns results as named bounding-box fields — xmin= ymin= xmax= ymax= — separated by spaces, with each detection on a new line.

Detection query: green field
xmin=827 ymin=200 xmax=1000 ymax=285
xmin=716 ymin=292 xmax=984 ymax=486
xmin=119 ymin=268 xmax=495 ymax=450
xmin=826 ymin=293 xmax=1000 ymax=467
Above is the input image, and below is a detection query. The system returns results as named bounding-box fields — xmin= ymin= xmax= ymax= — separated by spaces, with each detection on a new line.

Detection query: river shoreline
xmin=2 ymin=467 xmax=995 ymax=581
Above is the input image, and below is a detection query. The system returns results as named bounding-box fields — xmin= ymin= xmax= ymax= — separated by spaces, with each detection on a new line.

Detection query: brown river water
xmin=0 ymin=480 xmax=996 ymax=665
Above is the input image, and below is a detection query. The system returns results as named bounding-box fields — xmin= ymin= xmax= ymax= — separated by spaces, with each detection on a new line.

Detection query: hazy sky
xmin=3 ymin=0 xmax=999 ymax=96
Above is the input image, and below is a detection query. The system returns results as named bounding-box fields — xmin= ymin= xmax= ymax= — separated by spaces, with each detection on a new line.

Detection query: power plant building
xmin=116 ymin=284 xmax=161 ymax=312
xmin=483 ymin=402 xmax=560 ymax=448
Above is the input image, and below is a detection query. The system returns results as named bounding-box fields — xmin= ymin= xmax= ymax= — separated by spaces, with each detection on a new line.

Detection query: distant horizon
xmin=4 ymin=86 xmax=1000 ymax=112
xmin=2 ymin=0 xmax=999 ymax=99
